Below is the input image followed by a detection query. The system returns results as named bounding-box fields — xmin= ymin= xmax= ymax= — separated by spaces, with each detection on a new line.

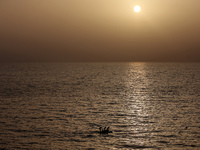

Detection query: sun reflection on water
xmin=120 ymin=63 xmax=155 ymax=145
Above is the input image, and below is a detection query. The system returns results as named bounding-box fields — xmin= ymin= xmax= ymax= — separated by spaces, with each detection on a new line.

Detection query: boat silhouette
xmin=99 ymin=126 xmax=112 ymax=134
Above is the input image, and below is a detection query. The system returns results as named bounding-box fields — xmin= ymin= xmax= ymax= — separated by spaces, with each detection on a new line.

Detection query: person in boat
xmin=99 ymin=126 xmax=110 ymax=134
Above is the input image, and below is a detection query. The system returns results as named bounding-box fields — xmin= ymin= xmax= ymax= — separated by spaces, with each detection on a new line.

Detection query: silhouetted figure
xmin=99 ymin=127 xmax=102 ymax=133
xmin=107 ymin=126 xmax=110 ymax=132
xmin=104 ymin=127 xmax=107 ymax=132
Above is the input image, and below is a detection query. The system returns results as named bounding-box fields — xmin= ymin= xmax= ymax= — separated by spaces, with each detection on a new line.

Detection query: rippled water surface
xmin=0 ymin=63 xmax=200 ymax=149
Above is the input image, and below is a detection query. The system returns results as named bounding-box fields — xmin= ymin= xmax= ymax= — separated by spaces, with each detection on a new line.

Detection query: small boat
xmin=99 ymin=126 xmax=112 ymax=134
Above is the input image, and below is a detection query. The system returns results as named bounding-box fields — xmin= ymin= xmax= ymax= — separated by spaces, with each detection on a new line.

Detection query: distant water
xmin=0 ymin=63 xmax=200 ymax=150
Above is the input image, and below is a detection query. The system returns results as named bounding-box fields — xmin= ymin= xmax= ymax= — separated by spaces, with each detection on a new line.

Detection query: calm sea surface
xmin=0 ymin=63 xmax=200 ymax=150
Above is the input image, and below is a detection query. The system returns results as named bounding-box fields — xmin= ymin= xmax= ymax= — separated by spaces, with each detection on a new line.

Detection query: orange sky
xmin=0 ymin=0 xmax=200 ymax=62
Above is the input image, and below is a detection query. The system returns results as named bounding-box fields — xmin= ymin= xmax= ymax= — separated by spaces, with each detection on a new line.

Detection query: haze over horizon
xmin=0 ymin=0 xmax=200 ymax=62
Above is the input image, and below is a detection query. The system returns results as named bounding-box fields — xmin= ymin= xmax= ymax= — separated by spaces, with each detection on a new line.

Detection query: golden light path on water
xmin=123 ymin=63 xmax=151 ymax=145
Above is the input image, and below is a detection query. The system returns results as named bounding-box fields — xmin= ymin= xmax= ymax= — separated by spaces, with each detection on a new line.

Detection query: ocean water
xmin=0 ymin=62 xmax=200 ymax=150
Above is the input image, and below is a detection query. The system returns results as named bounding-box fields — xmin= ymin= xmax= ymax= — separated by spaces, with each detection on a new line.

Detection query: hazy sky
xmin=0 ymin=0 xmax=200 ymax=62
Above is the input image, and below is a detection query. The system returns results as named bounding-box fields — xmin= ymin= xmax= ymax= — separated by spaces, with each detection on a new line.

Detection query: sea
xmin=0 ymin=62 xmax=200 ymax=150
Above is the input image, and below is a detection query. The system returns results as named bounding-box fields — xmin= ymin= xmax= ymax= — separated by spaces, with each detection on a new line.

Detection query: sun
xmin=134 ymin=5 xmax=141 ymax=13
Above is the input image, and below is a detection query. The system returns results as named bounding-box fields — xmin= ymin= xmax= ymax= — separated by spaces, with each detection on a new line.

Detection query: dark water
xmin=0 ymin=63 xmax=200 ymax=150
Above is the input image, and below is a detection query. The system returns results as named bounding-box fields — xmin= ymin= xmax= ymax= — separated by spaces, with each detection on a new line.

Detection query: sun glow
xmin=134 ymin=5 xmax=141 ymax=13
